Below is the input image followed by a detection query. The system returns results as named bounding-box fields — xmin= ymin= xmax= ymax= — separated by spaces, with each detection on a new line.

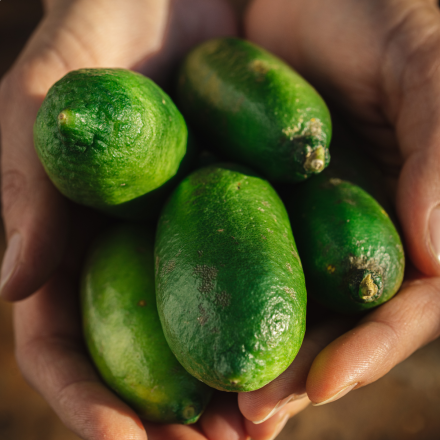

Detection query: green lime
xmin=34 ymin=68 xmax=187 ymax=218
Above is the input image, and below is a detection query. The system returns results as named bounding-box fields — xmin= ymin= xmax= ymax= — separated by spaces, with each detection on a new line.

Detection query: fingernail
xmin=311 ymin=383 xmax=358 ymax=407
xmin=0 ymin=233 xmax=22 ymax=295
xmin=429 ymin=205 xmax=440 ymax=262
xmin=268 ymin=414 xmax=289 ymax=440
xmin=252 ymin=393 xmax=307 ymax=424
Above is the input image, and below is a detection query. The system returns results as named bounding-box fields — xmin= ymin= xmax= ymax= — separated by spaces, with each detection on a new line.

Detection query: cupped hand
xmin=13 ymin=206 xmax=251 ymax=440
xmin=0 ymin=0 xmax=236 ymax=302
xmin=238 ymin=0 xmax=440 ymax=430
xmin=0 ymin=0 xmax=262 ymax=439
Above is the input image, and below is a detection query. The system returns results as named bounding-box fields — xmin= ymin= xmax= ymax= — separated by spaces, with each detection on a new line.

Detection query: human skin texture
xmin=0 ymin=0 xmax=292 ymax=439
xmin=6 ymin=0 xmax=440 ymax=438
xmin=235 ymin=0 xmax=440 ymax=429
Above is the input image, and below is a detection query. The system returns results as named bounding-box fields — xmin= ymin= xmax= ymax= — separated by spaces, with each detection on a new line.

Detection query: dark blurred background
xmin=1 ymin=1 xmax=440 ymax=439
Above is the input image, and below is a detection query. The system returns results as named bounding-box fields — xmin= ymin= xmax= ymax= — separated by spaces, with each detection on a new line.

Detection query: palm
xmin=236 ymin=0 xmax=440 ymax=423
xmin=249 ymin=0 xmax=438 ymax=170
xmin=2 ymin=1 xmax=249 ymax=439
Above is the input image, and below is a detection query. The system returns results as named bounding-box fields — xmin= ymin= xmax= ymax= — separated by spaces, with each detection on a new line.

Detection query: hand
xmin=0 ymin=1 xmax=267 ymax=439
xmin=13 ymin=208 xmax=250 ymax=440
xmin=0 ymin=0 xmax=236 ymax=302
xmin=238 ymin=0 xmax=440 ymax=431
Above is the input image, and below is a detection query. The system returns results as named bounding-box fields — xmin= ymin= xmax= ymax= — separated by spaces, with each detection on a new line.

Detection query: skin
xmin=0 ymin=0 xmax=280 ymax=439
xmin=3 ymin=0 xmax=440 ymax=438
xmin=236 ymin=0 xmax=440 ymax=427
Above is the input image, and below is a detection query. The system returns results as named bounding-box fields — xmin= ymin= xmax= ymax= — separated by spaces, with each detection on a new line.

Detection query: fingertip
xmin=310 ymin=382 xmax=358 ymax=407
xmin=238 ymin=390 xmax=306 ymax=425
xmin=244 ymin=398 xmax=309 ymax=440
xmin=305 ymin=328 xmax=371 ymax=406
xmin=238 ymin=318 xmax=352 ymax=424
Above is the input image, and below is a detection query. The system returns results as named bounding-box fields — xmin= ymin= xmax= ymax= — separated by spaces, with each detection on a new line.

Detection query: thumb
xmin=385 ymin=3 xmax=440 ymax=277
xmin=0 ymin=71 xmax=69 ymax=301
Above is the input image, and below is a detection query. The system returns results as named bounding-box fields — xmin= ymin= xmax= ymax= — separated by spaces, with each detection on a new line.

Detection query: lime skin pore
xmin=287 ymin=174 xmax=405 ymax=314
xmin=81 ymin=223 xmax=213 ymax=424
xmin=34 ymin=68 xmax=187 ymax=218
xmin=177 ymin=37 xmax=332 ymax=183
xmin=155 ymin=164 xmax=307 ymax=392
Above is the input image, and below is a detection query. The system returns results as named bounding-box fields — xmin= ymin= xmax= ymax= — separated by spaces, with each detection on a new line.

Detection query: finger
xmin=384 ymin=3 xmax=440 ymax=277
xmin=14 ymin=267 xmax=148 ymax=440
xmin=237 ymin=314 xmax=354 ymax=423
xmin=199 ymin=392 xmax=248 ymax=440
xmin=0 ymin=73 xmax=69 ymax=301
xmin=143 ymin=422 xmax=207 ymax=440
xmin=0 ymin=0 xmax=237 ymax=302
xmin=244 ymin=397 xmax=310 ymax=440
xmin=144 ymin=392 xmax=250 ymax=440
xmin=306 ymin=269 xmax=440 ymax=405
xmin=246 ymin=0 xmax=440 ymax=278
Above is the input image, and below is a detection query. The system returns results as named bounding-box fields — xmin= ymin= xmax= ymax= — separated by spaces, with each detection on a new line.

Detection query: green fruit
xmin=34 ymin=68 xmax=187 ymax=218
xmin=105 ymin=130 xmax=198 ymax=220
xmin=287 ymin=170 xmax=405 ymax=314
xmin=176 ymin=37 xmax=332 ymax=183
xmin=155 ymin=164 xmax=307 ymax=392
xmin=81 ymin=223 xmax=213 ymax=424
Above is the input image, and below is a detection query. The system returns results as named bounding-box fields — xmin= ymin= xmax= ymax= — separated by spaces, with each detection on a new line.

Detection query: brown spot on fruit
xmin=155 ymin=256 xmax=160 ymax=275
xmin=329 ymin=178 xmax=342 ymax=186
xmin=214 ymin=291 xmax=231 ymax=308
xmin=193 ymin=265 xmax=218 ymax=294
xmin=164 ymin=260 xmax=176 ymax=274
xmin=250 ymin=59 xmax=271 ymax=75
xmin=327 ymin=264 xmax=336 ymax=274
xmin=197 ymin=304 xmax=208 ymax=325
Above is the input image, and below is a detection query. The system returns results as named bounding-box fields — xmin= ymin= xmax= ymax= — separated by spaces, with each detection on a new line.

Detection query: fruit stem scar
xmin=360 ymin=273 xmax=378 ymax=300
xmin=182 ymin=405 xmax=202 ymax=424
xmin=58 ymin=112 xmax=67 ymax=121
xmin=303 ymin=145 xmax=325 ymax=173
